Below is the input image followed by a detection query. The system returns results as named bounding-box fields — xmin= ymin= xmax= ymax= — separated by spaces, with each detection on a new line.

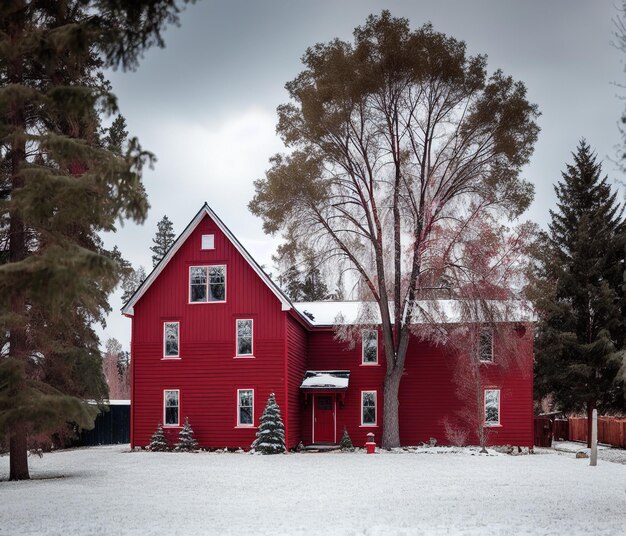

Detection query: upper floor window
xmin=362 ymin=329 xmax=378 ymax=364
xmin=484 ymin=388 xmax=500 ymax=426
xmin=479 ymin=327 xmax=494 ymax=362
xmin=236 ymin=319 xmax=253 ymax=356
xmin=361 ymin=390 xmax=377 ymax=426
xmin=189 ymin=265 xmax=226 ymax=303
xmin=163 ymin=321 xmax=179 ymax=358
xmin=237 ymin=389 xmax=254 ymax=427
xmin=164 ymin=389 xmax=180 ymax=427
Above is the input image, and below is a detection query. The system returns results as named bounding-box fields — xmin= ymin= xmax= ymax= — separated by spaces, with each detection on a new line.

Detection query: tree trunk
xmin=381 ymin=368 xmax=402 ymax=448
xmin=586 ymin=399 xmax=595 ymax=449
xmin=7 ymin=6 xmax=29 ymax=480
xmin=9 ymin=424 xmax=29 ymax=481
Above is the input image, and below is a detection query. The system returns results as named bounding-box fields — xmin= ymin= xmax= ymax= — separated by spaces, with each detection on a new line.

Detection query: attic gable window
xmin=189 ymin=265 xmax=226 ymax=303
xmin=201 ymin=234 xmax=215 ymax=250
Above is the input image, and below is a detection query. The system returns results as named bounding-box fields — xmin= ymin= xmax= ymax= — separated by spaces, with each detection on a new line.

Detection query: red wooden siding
xmin=131 ymin=213 xmax=287 ymax=448
xmin=129 ymin=206 xmax=534 ymax=449
xmin=303 ymin=331 xmax=386 ymax=447
xmin=479 ymin=328 xmax=534 ymax=447
xmin=285 ymin=315 xmax=307 ymax=448
xmin=304 ymin=327 xmax=534 ymax=447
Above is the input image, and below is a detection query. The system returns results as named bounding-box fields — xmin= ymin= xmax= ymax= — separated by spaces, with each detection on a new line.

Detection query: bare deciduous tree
xmin=250 ymin=12 xmax=539 ymax=447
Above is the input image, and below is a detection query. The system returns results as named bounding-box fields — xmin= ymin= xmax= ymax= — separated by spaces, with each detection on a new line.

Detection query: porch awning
xmin=300 ymin=370 xmax=350 ymax=391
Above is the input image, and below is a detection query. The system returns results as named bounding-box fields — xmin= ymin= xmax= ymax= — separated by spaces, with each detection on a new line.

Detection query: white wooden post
xmin=590 ymin=409 xmax=598 ymax=467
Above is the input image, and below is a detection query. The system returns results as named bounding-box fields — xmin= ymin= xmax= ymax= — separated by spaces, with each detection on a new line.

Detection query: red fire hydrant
xmin=365 ymin=432 xmax=376 ymax=454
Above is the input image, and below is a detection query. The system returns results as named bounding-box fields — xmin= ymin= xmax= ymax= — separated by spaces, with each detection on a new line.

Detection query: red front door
xmin=313 ymin=394 xmax=335 ymax=443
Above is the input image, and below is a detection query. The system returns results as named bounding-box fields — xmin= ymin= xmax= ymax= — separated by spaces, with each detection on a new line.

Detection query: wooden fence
xmin=568 ymin=416 xmax=626 ymax=448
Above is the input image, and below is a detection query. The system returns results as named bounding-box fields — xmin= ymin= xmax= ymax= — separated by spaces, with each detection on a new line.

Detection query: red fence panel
xmin=567 ymin=416 xmax=626 ymax=448
xmin=553 ymin=419 xmax=568 ymax=441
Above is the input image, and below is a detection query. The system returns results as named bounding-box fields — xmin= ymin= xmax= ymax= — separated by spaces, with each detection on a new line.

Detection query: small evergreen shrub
xmin=175 ymin=417 xmax=199 ymax=452
xmin=339 ymin=428 xmax=354 ymax=451
xmin=148 ymin=424 xmax=169 ymax=452
xmin=252 ymin=393 xmax=286 ymax=454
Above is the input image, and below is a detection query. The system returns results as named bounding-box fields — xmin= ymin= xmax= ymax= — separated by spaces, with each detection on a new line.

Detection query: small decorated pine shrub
xmin=339 ymin=428 xmax=354 ymax=451
xmin=251 ymin=393 xmax=285 ymax=454
xmin=175 ymin=417 xmax=199 ymax=452
xmin=148 ymin=424 xmax=169 ymax=452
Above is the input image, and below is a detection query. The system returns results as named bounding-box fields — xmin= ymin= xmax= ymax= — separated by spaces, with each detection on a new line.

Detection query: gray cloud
xmin=99 ymin=0 xmax=626 ymax=349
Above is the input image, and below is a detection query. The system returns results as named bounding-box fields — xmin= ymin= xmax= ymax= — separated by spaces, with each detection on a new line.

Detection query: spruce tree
xmin=149 ymin=424 xmax=169 ymax=452
xmin=175 ymin=417 xmax=198 ymax=452
xmin=121 ymin=266 xmax=147 ymax=304
xmin=300 ymin=256 xmax=329 ymax=301
xmin=150 ymin=215 xmax=176 ymax=267
xmin=0 ymin=0 xmax=191 ymax=481
xmin=530 ymin=141 xmax=626 ymax=444
xmin=339 ymin=428 xmax=354 ymax=451
xmin=252 ymin=393 xmax=286 ymax=454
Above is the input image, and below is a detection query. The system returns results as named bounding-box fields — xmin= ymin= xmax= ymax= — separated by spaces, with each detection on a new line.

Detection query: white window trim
xmin=361 ymin=329 xmax=378 ymax=365
xmin=360 ymin=390 xmax=378 ymax=427
xmin=236 ymin=388 xmax=255 ymax=428
xmin=235 ymin=319 xmax=254 ymax=358
xmin=163 ymin=389 xmax=180 ymax=428
xmin=484 ymin=388 xmax=501 ymax=427
xmin=188 ymin=264 xmax=227 ymax=304
xmin=163 ymin=321 xmax=180 ymax=358
xmin=479 ymin=327 xmax=494 ymax=363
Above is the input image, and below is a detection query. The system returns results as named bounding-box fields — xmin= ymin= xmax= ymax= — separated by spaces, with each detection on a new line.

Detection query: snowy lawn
xmin=1 ymin=445 xmax=625 ymax=535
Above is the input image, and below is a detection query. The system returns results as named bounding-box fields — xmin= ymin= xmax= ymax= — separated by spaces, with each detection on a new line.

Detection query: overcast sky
xmin=99 ymin=0 xmax=626 ymax=350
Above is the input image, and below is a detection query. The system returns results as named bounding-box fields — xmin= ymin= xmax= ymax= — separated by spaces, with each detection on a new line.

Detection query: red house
xmin=122 ymin=203 xmax=534 ymax=449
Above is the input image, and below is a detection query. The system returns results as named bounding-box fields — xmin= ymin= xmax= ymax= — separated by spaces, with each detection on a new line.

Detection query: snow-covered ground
xmin=1 ymin=445 xmax=625 ymax=535
xmin=551 ymin=440 xmax=626 ymax=465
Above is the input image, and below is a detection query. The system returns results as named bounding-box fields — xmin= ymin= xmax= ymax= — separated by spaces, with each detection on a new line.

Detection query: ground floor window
xmin=238 ymin=389 xmax=254 ymax=426
xmin=484 ymin=388 xmax=500 ymax=426
xmin=164 ymin=389 xmax=180 ymax=426
xmin=361 ymin=390 xmax=377 ymax=426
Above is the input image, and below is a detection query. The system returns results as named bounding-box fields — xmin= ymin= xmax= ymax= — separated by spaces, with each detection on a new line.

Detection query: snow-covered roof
xmin=300 ymin=370 xmax=350 ymax=390
xmin=121 ymin=203 xmax=294 ymax=316
xmin=294 ymin=300 xmax=535 ymax=327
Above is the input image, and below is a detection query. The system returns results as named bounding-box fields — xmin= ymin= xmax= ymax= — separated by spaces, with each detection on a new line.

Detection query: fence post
xmin=590 ymin=409 xmax=598 ymax=467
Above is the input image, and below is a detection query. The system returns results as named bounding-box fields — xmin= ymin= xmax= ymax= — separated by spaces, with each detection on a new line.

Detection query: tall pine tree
xmin=530 ymin=141 xmax=626 ymax=444
xmin=0 ymin=0 xmax=190 ymax=481
xmin=150 ymin=215 xmax=175 ymax=267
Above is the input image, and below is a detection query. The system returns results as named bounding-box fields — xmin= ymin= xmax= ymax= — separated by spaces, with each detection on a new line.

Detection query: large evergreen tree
xmin=150 ymin=215 xmax=175 ymax=267
xmin=530 ymin=141 xmax=625 ymax=443
xmin=0 ymin=0 xmax=190 ymax=480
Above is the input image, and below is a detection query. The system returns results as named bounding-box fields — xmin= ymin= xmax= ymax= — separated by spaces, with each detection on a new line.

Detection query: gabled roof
xmin=121 ymin=203 xmax=294 ymax=316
